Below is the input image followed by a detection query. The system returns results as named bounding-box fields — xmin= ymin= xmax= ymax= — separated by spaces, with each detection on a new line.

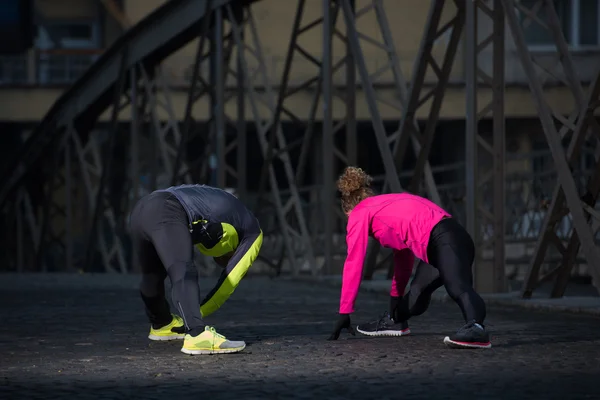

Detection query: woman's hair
xmin=337 ymin=166 xmax=375 ymax=214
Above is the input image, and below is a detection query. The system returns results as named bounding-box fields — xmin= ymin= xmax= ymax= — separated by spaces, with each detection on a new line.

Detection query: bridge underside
xmin=1 ymin=0 xmax=600 ymax=298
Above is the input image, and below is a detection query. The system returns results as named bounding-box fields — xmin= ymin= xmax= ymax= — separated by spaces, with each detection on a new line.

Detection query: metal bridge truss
xmin=0 ymin=0 xmax=599 ymax=296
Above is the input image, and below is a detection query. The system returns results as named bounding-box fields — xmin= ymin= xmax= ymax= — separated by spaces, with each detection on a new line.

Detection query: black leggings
xmin=395 ymin=218 xmax=487 ymax=324
xmin=129 ymin=191 xmax=205 ymax=336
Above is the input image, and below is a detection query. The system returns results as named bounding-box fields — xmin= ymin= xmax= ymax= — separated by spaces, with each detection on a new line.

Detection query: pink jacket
xmin=339 ymin=193 xmax=451 ymax=314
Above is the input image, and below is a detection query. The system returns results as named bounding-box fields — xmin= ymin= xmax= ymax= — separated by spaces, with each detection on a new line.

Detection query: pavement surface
xmin=1 ymin=273 xmax=600 ymax=400
xmin=289 ymin=274 xmax=600 ymax=316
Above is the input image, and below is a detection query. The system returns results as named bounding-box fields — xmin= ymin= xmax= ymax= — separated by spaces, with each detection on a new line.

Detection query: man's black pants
xmin=129 ymin=191 xmax=205 ymax=336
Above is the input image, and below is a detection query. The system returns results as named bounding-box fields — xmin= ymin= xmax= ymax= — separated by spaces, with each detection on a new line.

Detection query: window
xmin=520 ymin=0 xmax=600 ymax=49
xmin=36 ymin=20 xmax=101 ymax=84
xmin=36 ymin=21 xmax=100 ymax=49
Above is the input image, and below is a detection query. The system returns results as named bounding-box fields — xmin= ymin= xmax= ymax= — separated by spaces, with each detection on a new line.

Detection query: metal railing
xmin=4 ymin=50 xmax=599 ymax=88
xmin=0 ymin=49 xmax=102 ymax=86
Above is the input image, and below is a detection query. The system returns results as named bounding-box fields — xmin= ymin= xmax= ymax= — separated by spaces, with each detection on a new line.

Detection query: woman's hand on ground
xmin=327 ymin=313 xmax=356 ymax=340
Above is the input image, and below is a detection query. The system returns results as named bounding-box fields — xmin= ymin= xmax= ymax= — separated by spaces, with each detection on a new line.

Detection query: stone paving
xmin=1 ymin=273 xmax=599 ymax=399
xmin=289 ymin=274 xmax=600 ymax=316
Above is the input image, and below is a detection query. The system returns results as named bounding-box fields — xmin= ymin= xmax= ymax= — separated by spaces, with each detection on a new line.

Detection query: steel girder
xmin=216 ymin=3 xmax=321 ymax=274
xmin=363 ymin=0 xmax=465 ymax=280
xmin=2 ymin=0 xmax=599 ymax=299
xmin=500 ymin=0 xmax=600 ymax=296
xmin=0 ymin=0 xmax=234 ymax=210
xmin=0 ymin=0 xmax=247 ymax=273
xmin=253 ymin=0 xmax=359 ymax=275
xmin=28 ymin=55 xmax=205 ymax=273
xmin=465 ymin=0 xmax=507 ymax=293
xmin=261 ymin=0 xmax=442 ymax=276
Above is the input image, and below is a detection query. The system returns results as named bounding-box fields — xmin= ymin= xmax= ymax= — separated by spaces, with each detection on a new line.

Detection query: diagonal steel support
xmin=522 ymin=68 xmax=600 ymax=297
xmin=33 ymin=130 xmax=67 ymax=273
xmin=465 ymin=0 xmax=506 ymax=293
xmin=322 ymin=0 xmax=336 ymax=275
xmin=0 ymin=0 xmax=241 ymax=274
xmin=171 ymin=0 xmax=214 ymax=187
xmin=394 ymin=0 xmax=464 ymax=200
xmin=70 ymin=125 xmax=128 ymax=273
xmin=139 ymin=66 xmax=193 ymax=189
xmin=502 ymin=0 xmax=600 ymax=296
xmin=320 ymin=0 xmax=358 ymax=274
xmin=84 ymin=47 xmax=129 ymax=273
xmin=173 ymin=32 xmax=237 ymax=188
xmin=340 ymin=0 xmax=401 ymax=192
xmin=211 ymin=7 xmax=227 ymax=188
xmin=362 ymin=0 xmax=465 ymax=279
xmin=225 ymin=3 xmax=317 ymax=275
xmin=254 ymin=0 xmax=351 ymax=275
xmin=101 ymin=0 xmax=198 ymax=192
xmin=550 ymin=82 xmax=600 ymax=297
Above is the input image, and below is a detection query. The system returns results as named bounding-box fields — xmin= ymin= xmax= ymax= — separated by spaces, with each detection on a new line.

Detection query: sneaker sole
xmin=356 ymin=327 xmax=411 ymax=337
xmin=148 ymin=334 xmax=186 ymax=341
xmin=180 ymin=344 xmax=246 ymax=355
xmin=443 ymin=336 xmax=492 ymax=349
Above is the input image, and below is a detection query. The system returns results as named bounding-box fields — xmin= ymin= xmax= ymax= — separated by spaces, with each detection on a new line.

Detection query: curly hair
xmin=337 ymin=166 xmax=375 ymax=214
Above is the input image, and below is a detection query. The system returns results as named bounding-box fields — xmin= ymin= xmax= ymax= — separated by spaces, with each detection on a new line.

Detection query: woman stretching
xmin=327 ymin=167 xmax=491 ymax=349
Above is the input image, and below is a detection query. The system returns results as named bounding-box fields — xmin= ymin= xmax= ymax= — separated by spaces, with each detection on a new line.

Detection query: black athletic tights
xmin=393 ymin=217 xmax=487 ymax=324
xmin=129 ymin=191 xmax=205 ymax=336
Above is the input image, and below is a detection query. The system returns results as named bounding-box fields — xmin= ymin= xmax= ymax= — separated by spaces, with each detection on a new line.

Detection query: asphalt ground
xmin=1 ymin=273 xmax=599 ymax=399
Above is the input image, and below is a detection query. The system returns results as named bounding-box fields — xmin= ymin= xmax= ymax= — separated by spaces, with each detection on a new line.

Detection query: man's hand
xmin=327 ymin=313 xmax=356 ymax=340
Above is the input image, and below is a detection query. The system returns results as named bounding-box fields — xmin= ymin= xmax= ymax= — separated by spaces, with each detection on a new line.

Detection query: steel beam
xmin=211 ymin=8 xmax=227 ymax=188
xmin=70 ymin=125 xmax=127 ymax=273
xmin=398 ymin=0 xmax=463 ymax=201
xmin=254 ymin=0 xmax=316 ymax=273
xmin=523 ymin=68 xmax=600 ymax=297
xmin=361 ymin=0 xmax=464 ymax=279
xmin=340 ymin=0 xmax=406 ymax=280
xmin=255 ymin=0 xmax=354 ymax=275
xmin=200 ymin=6 xmax=247 ymax=192
xmin=235 ymin=31 xmax=247 ymax=201
xmin=173 ymin=38 xmax=235 ymax=187
xmin=340 ymin=0 xmax=401 ymax=192
xmin=129 ymin=65 xmax=140 ymax=272
xmin=322 ymin=0 xmax=335 ymax=275
xmin=33 ymin=132 xmax=66 ymax=272
xmin=502 ymin=0 xmax=600 ymax=296
xmin=171 ymin=1 xmax=214 ymax=187
xmin=316 ymin=0 xmax=358 ymax=274
xmin=0 ymin=0 xmax=233 ymax=210
xmin=465 ymin=0 xmax=506 ymax=293
xmin=4 ymin=29 xmax=214 ymax=274
xmin=227 ymin=3 xmax=317 ymax=275
xmin=84 ymin=47 xmax=129 ymax=273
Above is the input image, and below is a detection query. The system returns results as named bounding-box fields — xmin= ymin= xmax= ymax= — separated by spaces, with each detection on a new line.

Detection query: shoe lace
xmin=375 ymin=311 xmax=391 ymax=332
xmin=207 ymin=326 xmax=226 ymax=340
xmin=463 ymin=320 xmax=493 ymax=331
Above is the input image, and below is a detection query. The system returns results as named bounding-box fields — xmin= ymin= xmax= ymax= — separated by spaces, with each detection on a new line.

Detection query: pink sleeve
xmin=390 ymin=249 xmax=415 ymax=297
xmin=339 ymin=211 xmax=370 ymax=314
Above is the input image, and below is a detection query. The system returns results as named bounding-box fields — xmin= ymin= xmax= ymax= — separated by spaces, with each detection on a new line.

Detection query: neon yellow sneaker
xmin=181 ymin=326 xmax=246 ymax=355
xmin=148 ymin=314 xmax=186 ymax=341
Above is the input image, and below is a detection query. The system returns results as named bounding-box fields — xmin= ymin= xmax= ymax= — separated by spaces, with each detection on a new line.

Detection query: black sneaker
xmin=356 ymin=312 xmax=411 ymax=337
xmin=443 ymin=320 xmax=492 ymax=349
